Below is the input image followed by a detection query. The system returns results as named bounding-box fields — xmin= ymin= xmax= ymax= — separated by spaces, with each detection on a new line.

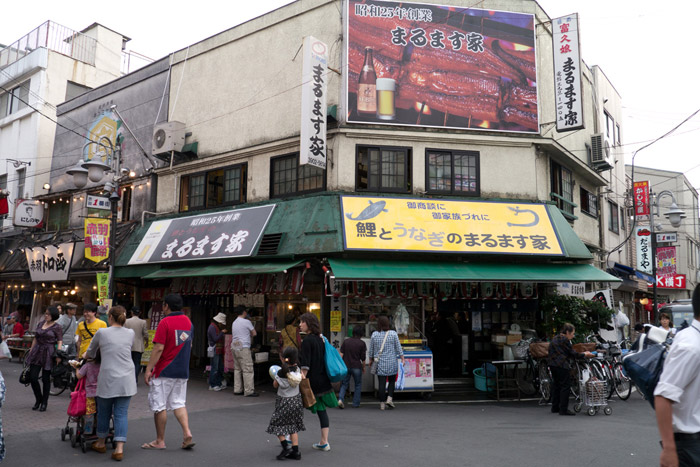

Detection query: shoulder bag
xmin=622 ymin=342 xmax=668 ymax=408
xmin=323 ymin=335 xmax=347 ymax=383
xmin=67 ymin=378 xmax=87 ymax=418
xmin=370 ymin=332 xmax=389 ymax=375
xmin=299 ymin=377 xmax=316 ymax=408
xmin=19 ymin=362 xmax=31 ymax=386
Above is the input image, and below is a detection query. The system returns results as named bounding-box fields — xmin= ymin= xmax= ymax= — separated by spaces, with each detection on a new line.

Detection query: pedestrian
xmin=85 ymin=306 xmax=136 ymax=461
xmin=25 ymin=306 xmax=63 ymax=412
xmin=71 ymin=350 xmax=101 ymax=435
xmin=369 ymin=316 xmax=404 ymax=410
xmin=231 ymin=306 xmax=258 ymax=397
xmin=338 ymin=324 xmax=366 ymax=408
xmin=56 ymin=302 xmax=78 ymax=356
xmin=207 ymin=312 xmax=227 ymax=391
xmin=76 ymin=303 xmax=107 ymax=358
xmin=299 ymin=312 xmax=337 ymax=452
xmin=2 ymin=312 xmax=24 ymax=339
xmin=266 ymin=346 xmax=305 ymax=460
xmin=654 ymin=284 xmax=700 ymax=467
xmin=142 ymin=294 xmax=195 ymax=451
xmin=97 ymin=305 xmax=109 ymax=326
xmin=279 ymin=312 xmax=301 ymax=353
xmin=547 ymin=323 xmax=594 ymax=416
xmin=124 ymin=306 xmax=149 ymax=384
xmin=659 ymin=312 xmax=677 ymax=337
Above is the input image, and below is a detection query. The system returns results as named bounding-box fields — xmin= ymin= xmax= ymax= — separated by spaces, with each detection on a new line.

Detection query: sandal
xmin=141 ymin=441 xmax=166 ymax=450
xmin=182 ymin=437 xmax=196 ymax=450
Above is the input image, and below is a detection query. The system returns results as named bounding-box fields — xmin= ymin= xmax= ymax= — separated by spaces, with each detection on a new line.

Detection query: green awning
xmin=142 ymin=260 xmax=303 ymax=279
xmin=114 ymin=264 xmax=161 ymax=279
xmin=328 ymin=259 xmax=620 ymax=283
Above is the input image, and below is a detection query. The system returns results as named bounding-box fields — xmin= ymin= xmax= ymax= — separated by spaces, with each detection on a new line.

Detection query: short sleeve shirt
xmin=76 ymin=319 xmax=107 ymax=356
xmin=153 ymin=312 xmax=193 ymax=379
xmin=231 ymin=317 xmax=254 ymax=348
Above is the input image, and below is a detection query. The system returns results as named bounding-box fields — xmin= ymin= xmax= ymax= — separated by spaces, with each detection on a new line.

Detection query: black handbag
xmin=19 ymin=363 xmax=31 ymax=386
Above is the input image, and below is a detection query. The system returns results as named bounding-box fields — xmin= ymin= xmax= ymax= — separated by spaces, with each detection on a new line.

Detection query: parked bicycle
xmin=585 ymin=334 xmax=631 ymax=400
xmin=511 ymin=339 xmax=552 ymax=403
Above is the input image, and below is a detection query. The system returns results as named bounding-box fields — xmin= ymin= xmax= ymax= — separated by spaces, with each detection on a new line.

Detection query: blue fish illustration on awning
xmin=345 ymin=200 xmax=388 ymax=221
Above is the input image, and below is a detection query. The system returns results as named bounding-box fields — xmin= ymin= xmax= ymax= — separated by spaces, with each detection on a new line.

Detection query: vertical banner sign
xmin=635 ymin=227 xmax=653 ymax=274
xmin=96 ymin=272 xmax=110 ymax=303
xmin=633 ymin=181 xmax=650 ymax=220
xmin=300 ymin=36 xmax=328 ymax=168
xmin=656 ymin=246 xmax=677 ymax=277
xmin=553 ymin=14 xmax=583 ymax=132
xmin=85 ymin=218 xmax=111 ymax=263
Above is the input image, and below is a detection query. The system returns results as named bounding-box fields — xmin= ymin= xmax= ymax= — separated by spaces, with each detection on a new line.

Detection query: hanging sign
xmin=86 ymin=194 xmax=111 ymax=211
xmin=341 ymin=196 xmax=563 ymax=255
xmin=96 ymin=272 xmax=110 ymax=302
xmin=635 ymin=227 xmax=653 ymax=274
xmin=300 ymin=36 xmax=328 ymax=169
xmin=85 ymin=218 xmax=111 ymax=263
xmin=128 ymin=205 xmax=275 ymax=265
xmin=26 ymin=243 xmax=74 ymax=282
xmin=656 ymin=274 xmax=686 ymax=289
xmin=553 ymin=14 xmax=583 ymax=131
xmin=13 ymin=199 xmax=44 ymax=228
xmin=633 ymin=181 xmax=650 ymax=220
xmin=656 ymin=232 xmax=677 ymax=243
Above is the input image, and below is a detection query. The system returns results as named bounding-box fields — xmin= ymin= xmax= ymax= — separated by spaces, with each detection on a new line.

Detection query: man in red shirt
xmin=3 ymin=312 xmax=24 ymax=338
xmin=142 ymin=294 xmax=195 ymax=450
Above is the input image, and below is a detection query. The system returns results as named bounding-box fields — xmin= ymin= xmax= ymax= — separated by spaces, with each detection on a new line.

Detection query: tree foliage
xmin=539 ymin=292 xmax=615 ymax=342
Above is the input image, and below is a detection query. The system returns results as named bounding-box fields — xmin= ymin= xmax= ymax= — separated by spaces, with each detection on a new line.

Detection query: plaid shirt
xmin=547 ymin=334 xmax=583 ymax=370
xmin=369 ymin=330 xmax=404 ymax=376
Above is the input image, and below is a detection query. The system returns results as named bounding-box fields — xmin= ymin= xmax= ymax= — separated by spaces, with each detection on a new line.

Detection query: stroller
xmin=60 ymin=360 xmax=114 ymax=452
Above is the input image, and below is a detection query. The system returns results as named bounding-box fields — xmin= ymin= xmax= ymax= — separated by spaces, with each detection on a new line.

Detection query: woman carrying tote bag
xmin=369 ymin=316 xmax=404 ymax=411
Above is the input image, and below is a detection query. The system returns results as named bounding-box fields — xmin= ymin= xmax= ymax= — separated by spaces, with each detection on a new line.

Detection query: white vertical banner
xmin=300 ymin=36 xmax=328 ymax=168
xmin=635 ymin=226 xmax=653 ymax=274
xmin=553 ymin=14 xmax=584 ymax=132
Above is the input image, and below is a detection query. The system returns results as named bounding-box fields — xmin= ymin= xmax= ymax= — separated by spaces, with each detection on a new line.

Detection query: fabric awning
xmin=328 ymin=259 xmax=621 ymax=283
xmin=142 ymin=260 xmax=303 ymax=279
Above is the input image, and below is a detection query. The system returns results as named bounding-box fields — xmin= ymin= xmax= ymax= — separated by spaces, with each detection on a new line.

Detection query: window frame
xmin=0 ymin=174 xmax=6 ymax=190
xmin=1 ymin=82 xmax=29 ymax=118
xmin=608 ymin=200 xmax=620 ymax=234
xmin=424 ymin=148 xmax=480 ymax=197
xmin=269 ymin=153 xmax=326 ymax=199
xmin=579 ymin=186 xmax=598 ymax=218
xmin=179 ymin=162 xmax=248 ymax=213
xmin=355 ymin=145 xmax=412 ymax=193
xmin=16 ymin=168 xmax=26 ymax=199
xmin=550 ymin=160 xmax=577 ymax=220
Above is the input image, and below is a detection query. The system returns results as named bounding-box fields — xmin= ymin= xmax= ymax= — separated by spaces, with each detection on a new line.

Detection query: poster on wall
xmin=345 ymin=0 xmax=538 ymax=133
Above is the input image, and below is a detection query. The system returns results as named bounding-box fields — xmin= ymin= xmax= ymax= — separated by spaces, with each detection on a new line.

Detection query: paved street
xmin=0 ymin=359 xmax=662 ymax=466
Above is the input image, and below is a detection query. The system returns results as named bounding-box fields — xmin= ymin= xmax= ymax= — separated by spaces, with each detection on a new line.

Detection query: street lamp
xmin=69 ymin=130 xmax=124 ymax=304
xmin=649 ymin=189 xmax=686 ymax=319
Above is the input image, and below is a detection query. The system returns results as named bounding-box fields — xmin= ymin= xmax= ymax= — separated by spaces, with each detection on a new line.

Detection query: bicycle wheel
xmin=613 ymin=362 xmax=632 ymax=400
xmin=49 ymin=374 xmax=68 ymax=396
xmin=537 ymin=360 xmax=551 ymax=402
xmin=515 ymin=361 xmax=537 ymax=396
xmin=570 ymin=361 xmax=583 ymax=400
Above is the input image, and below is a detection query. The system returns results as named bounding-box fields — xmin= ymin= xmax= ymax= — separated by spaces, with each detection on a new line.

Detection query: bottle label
xmin=357 ymin=84 xmax=377 ymax=113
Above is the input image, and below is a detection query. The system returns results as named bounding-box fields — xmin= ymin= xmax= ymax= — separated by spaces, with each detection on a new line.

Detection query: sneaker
xmin=337 ymin=400 xmax=344 ymax=409
xmin=380 ymin=402 xmax=386 ymax=410
xmin=209 ymin=386 xmax=223 ymax=391
xmin=312 ymin=443 xmax=330 ymax=452
xmin=220 ymin=380 xmax=228 ymax=389
xmin=386 ymin=397 xmax=395 ymax=408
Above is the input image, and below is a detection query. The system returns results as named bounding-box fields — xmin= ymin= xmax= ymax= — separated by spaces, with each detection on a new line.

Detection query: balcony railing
xmin=0 ymin=21 xmax=96 ymax=69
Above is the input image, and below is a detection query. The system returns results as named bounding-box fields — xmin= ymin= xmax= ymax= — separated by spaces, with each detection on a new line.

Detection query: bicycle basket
xmin=529 ymin=342 xmax=550 ymax=359
xmin=512 ymin=341 xmax=529 ymax=359
xmin=572 ymin=343 xmax=596 ymax=353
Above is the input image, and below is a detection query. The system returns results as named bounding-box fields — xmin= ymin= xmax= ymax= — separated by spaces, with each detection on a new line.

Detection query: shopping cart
xmin=574 ymin=378 xmax=612 ymax=416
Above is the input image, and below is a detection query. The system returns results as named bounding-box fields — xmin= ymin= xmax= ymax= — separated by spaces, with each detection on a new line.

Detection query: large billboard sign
xmin=345 ymin=0 xmax=538 ymax=133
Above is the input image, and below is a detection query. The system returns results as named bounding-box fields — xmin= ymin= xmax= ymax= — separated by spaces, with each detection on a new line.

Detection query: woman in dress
xmin=86 ymin=306 xmax=136 ymax=461
xmin=25 ymin=306 xmax=62 ymax=412
xmin=369 ymin=315 xmax=405 ymax=410
xmin=299 ymin=312 xmax=337 ymax=452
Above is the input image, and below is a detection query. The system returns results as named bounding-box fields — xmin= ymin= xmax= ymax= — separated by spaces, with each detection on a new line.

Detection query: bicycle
xmin=511 ymin=339 xmax=551 ymax=403
xmin=50 ymin=350 xmax=77 ymax=396
xmin=586 ymin=334 xmax=631 ymax=400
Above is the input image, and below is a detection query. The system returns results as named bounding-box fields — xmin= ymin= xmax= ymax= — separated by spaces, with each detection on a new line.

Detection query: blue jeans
xmin=209 ymin=353 xmax=223 ymax=388
xmin=338 ymin=367 xmax=363 ymax=407
xmin=96 ymin=396 xmax=131 ymax=442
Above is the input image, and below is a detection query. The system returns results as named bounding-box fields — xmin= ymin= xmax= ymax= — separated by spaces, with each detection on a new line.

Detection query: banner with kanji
xmin=96 ymin=272 xmax=109 ymax=302
xmin=85 ymin=218 xmax=110 ymax=263
xmin=633 ymin=181 xmax=650 ymax=220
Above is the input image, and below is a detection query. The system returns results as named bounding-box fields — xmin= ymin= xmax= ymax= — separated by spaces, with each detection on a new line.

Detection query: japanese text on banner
xmin=85 ymin=218 xmax=111 ymax=263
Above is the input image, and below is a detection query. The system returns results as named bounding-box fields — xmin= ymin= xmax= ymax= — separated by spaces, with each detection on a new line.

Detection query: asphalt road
xmin=0 ymin=359 xmax=662 ymax=467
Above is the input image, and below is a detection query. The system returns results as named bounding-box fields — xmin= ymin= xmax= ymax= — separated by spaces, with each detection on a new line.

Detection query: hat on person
xmin=213 ymin=312 xmax=226 ymax=325
xmin=65 ymin=302 xmax=78 ymax=309
xmin=9 ymin=312 xmax=20 ymax=320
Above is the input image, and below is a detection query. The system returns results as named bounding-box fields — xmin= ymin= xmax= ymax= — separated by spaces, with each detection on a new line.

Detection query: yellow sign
xmin=96 ymin=273 xmax=109 ymax=303
xmin=330 ymin=309 xmax=342 ymax=333
xmin=141 ymin=330 xmax=157 ymax=366
xmin=85 ymin=218 xmax=111 ymax=263
xmin=341 ymin=196 xmax=563 ymax=255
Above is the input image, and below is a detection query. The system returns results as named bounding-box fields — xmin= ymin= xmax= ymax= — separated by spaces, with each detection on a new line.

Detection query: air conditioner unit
xmin=152 ymin=121 xmax=186 ymax=155
xmin=590 ymin=133 xmax=613 ymax=171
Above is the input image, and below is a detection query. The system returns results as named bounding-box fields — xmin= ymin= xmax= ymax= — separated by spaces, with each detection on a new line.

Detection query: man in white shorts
xmin=142 ymin=294 xmax=195 ymax=450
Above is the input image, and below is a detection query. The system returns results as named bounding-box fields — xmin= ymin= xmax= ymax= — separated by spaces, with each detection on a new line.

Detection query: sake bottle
xmin=357 ymin=47 xmax=377 ymax=115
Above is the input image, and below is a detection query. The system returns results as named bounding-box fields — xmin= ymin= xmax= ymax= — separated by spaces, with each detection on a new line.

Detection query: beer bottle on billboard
xmin=357 ymin=47 xmax=377 ymax=115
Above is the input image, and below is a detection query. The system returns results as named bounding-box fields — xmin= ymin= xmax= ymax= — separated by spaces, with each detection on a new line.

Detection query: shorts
xmin=86 ymin=397 xmax=96 ymax=415
xmin=148 ymin=377 xmax=188 ymax=412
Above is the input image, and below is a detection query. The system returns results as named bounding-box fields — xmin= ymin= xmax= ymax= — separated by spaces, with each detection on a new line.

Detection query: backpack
xmin=622 ymin=341 xmax=668 ymax=408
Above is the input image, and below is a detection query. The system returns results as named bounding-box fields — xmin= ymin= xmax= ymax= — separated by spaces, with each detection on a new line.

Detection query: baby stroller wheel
xmin=61 ymin=427 xmax=67 ymax=441
xmin=80 ymin=437 xmax=87 ymax=453
xmin=70 ymin=432 xmax=77 ymax=447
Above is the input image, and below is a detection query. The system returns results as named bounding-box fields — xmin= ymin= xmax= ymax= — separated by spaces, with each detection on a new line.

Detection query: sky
xmin=3 ymin=0 xmax=699 ymax=195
